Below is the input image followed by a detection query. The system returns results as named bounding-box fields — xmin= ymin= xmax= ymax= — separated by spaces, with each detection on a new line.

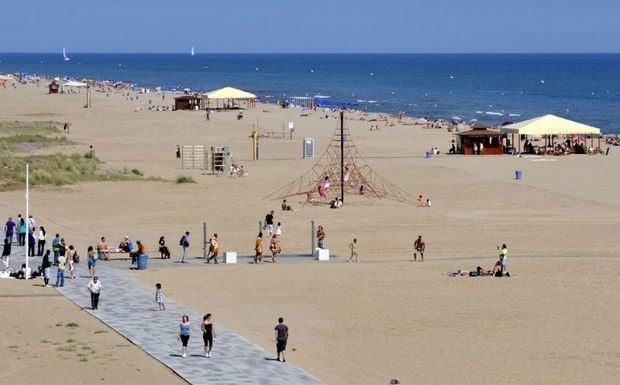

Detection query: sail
xmin=190 ymin=47 xmax=195 ymax=56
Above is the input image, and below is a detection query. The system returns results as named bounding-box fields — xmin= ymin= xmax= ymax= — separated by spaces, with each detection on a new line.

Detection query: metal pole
xmin=311 ymin=220 xmax=316 ymax=257
xmin=203 ymin=222 xmax=207 ymax=259
xmin=340 ymin=111 xmax=344 ymax=203
xmin=25 ymin=164 xmax=29 ymax=278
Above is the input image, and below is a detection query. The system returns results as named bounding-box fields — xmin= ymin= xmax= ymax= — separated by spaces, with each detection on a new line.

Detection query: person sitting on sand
xmin=281 ymin=199 xmax=292 ymax=211
xmin=330 ymin=197 xmax=343 ymax=209
xmin=418 ymin=195 xmax=425 ymax=207
xmin=158 ymin=236 xmax=170 ymax=259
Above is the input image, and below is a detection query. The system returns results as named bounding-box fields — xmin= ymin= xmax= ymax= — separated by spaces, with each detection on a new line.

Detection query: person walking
xmin=87 ymin=276 xmax=102 ymax=310
xmin=316 ymin=225 xmax=325 ymax=249
xmin=67 ymin=245 xmax=77 ymax=279
xmin=179 ymin=315 xmax=191 ymax=358
xmin=206 ymin=234 xmax=220 ymax=264
xmin=2 ymin=238 xmax=11 ymax=269
xmin=87 ymin=246 xmax=96 ymax=278
xmin=201 ymin=313 xmax=216 ymax=357
xmin=348 ymin=238 xmax=359 ymax=262
xmin=52 ymin=233 xmax=61 ymax=265
xmin=41 ymin=250 xmax=52 ymax=287
xmin=55 ymin=253 xmax=66 ymax=287
xmin=274 ymin=317 xmax=289 ymax=362
xmin=155 ymin=283 xmax=165 ymax=311
xmin=412 ymin=235 xmax=426 ymax=262
xmin=17 ymin=217 xmax=27 ymax=246
xmin=269 ymin=234 xmax=280 ymax=263
xmin=180 ymin=231 xmax=190 ymax=263
xmin=37 ymin=226 xmax=46 ymax=256
xmin=254 ymin=232 xmax=263 ymax=264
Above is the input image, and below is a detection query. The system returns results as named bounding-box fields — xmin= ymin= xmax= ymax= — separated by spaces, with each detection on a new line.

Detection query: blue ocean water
xmin=1 ymin=53 xmax=619 ymax=133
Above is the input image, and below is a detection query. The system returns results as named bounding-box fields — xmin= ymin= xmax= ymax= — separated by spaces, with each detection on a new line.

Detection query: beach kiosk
xmin=204 ymin=87 xmax=256 ymax=110
xmin=48 ymin=81 xmax=60 ymax=94
xmin=455 ymin=124 xmax=506 ymax=155
xmin=174 ymin=95 xmax=202 ymax=110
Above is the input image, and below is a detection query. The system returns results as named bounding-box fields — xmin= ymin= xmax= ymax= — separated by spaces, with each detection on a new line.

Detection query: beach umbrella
xmin=451 ymin=116 xmax=463 ymax=121
xmin=468 ymin=118 xmax=478 ymax=124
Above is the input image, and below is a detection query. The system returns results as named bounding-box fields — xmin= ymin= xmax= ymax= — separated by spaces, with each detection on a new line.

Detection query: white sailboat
xmin=63 ymin=47 xmax=70 ymax=61
xmin=190 ymin=46 xmax=195 ymax=56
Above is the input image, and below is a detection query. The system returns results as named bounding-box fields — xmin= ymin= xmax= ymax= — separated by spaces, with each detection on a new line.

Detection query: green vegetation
xmin=64 ymin=322 xmax=79 ymax=328
xmin=176 ymin=175 xmax=196 ymax=184
xmin=0 ymin=120 xmax=163 ymax=191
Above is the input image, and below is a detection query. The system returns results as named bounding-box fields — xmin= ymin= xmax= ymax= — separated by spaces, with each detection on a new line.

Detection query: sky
xmin=1 ymin=0 xmax=618 ymax=53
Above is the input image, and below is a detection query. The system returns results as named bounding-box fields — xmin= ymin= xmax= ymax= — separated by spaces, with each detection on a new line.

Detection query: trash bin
xmin=515 ymin=170 xmax=523 ymax=180
xmin=425 ymin=151 xmax=432 ymax=158
xmin=137 ymin=253 xmax=148 ymax=270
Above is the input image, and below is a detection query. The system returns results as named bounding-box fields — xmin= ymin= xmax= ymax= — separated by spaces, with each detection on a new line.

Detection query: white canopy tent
xmin=203 ymin=86 xmax=256 ymax=109
xmin=500 ymin=114 xmax=602 ymax=153
xmin=500 ymin=114 xmax=601 ymax=136
xmin=63 ymin=80 xmax=88 ymax=87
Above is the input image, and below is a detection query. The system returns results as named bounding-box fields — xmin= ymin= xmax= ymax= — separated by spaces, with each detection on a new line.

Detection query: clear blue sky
xmin=2 ymin=0 xmax=618 ymax=53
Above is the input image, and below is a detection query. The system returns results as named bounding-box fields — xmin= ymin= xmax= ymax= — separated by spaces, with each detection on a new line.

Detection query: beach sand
xmin=0 ymin=279 xmax=186 ymax=385
xmin=1 ymin=83 xmax=619 ymax=384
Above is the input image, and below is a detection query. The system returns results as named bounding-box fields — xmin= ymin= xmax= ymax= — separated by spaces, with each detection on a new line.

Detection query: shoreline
xmin=2 ymin=60 xmax=619 ymax=134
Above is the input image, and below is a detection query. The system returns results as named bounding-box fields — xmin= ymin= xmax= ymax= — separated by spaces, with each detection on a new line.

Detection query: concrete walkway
xmin=7 ymin=249 xmax=322 ymax=385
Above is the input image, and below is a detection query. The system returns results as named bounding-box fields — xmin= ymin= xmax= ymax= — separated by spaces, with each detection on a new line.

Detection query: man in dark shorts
xmin=265 ymin=210 xmax=274 ymax=236
xmin=274 ymin=317 xmax=289 ymax=362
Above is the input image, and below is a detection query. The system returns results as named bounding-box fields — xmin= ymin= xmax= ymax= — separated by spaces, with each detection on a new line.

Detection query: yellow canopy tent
xmin=500 ymin=114 xmax=601 ymax=135
xmin=204 ymin=87 xmax=256 ymax=109
xmin=500 ymin=114 xmax=602 ymax=153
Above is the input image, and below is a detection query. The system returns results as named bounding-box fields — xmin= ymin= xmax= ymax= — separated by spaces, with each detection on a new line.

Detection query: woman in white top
xmin=37 ymin=226 xmax=46 ymax=256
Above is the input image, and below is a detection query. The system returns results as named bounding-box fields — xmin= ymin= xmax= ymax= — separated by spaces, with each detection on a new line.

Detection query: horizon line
xmin=2 ymin=51 xmax=620 ymax=55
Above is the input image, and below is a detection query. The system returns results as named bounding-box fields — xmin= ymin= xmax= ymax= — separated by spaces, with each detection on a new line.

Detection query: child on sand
xmin=155 ymin=283 xmax=165 ymax=311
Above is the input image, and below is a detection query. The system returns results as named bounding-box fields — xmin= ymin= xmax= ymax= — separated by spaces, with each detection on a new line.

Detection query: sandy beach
xmin=1 ymin=82 xmax=619 ymax=384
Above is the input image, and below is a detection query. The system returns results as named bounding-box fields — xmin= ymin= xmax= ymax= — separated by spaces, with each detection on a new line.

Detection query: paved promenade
xmin=6 ymin=249 xmax=322 ymax=385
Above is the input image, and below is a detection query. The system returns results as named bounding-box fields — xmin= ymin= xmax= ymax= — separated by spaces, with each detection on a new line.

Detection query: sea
xmin=1 ymin=53 xmax=619 ymax=134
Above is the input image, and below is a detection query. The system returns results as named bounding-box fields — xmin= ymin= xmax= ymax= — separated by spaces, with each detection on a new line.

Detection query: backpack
xmin=73 ymin=253 xmax=80 ymax=264
xmin=179 ymin=236 xmax=185 ymax=246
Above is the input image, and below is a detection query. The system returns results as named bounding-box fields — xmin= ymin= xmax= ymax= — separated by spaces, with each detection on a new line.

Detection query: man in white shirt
xmin=87 ymin=276 xmax=102 ymax=310
xmin=27 ymin=215 xmax=36 ymax=232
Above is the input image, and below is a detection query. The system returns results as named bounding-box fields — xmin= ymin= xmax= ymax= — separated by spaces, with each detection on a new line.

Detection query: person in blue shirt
xmin=52 ymin=234 xmax=61 ymax=265
xmin=4 ymin=217 xmax=16 ymax=242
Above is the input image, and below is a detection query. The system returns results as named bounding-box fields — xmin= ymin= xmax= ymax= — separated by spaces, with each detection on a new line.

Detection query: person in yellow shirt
xmin=254 ymin=232 xmax=263 ymax=264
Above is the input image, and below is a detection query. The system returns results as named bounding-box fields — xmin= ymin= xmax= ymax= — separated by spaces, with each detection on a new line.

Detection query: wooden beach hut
xmin=500 ymin=114 xmax=602 ymax=154
xmin=174 ymin=95 xmax=202 ymax=110
xmin=48 ymin=81 xmax=60 ymax=94
xmin=455 ymin=124 xmax=506 ymax=155
xmin=204 ymin=87 xmax=256 ymax=110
